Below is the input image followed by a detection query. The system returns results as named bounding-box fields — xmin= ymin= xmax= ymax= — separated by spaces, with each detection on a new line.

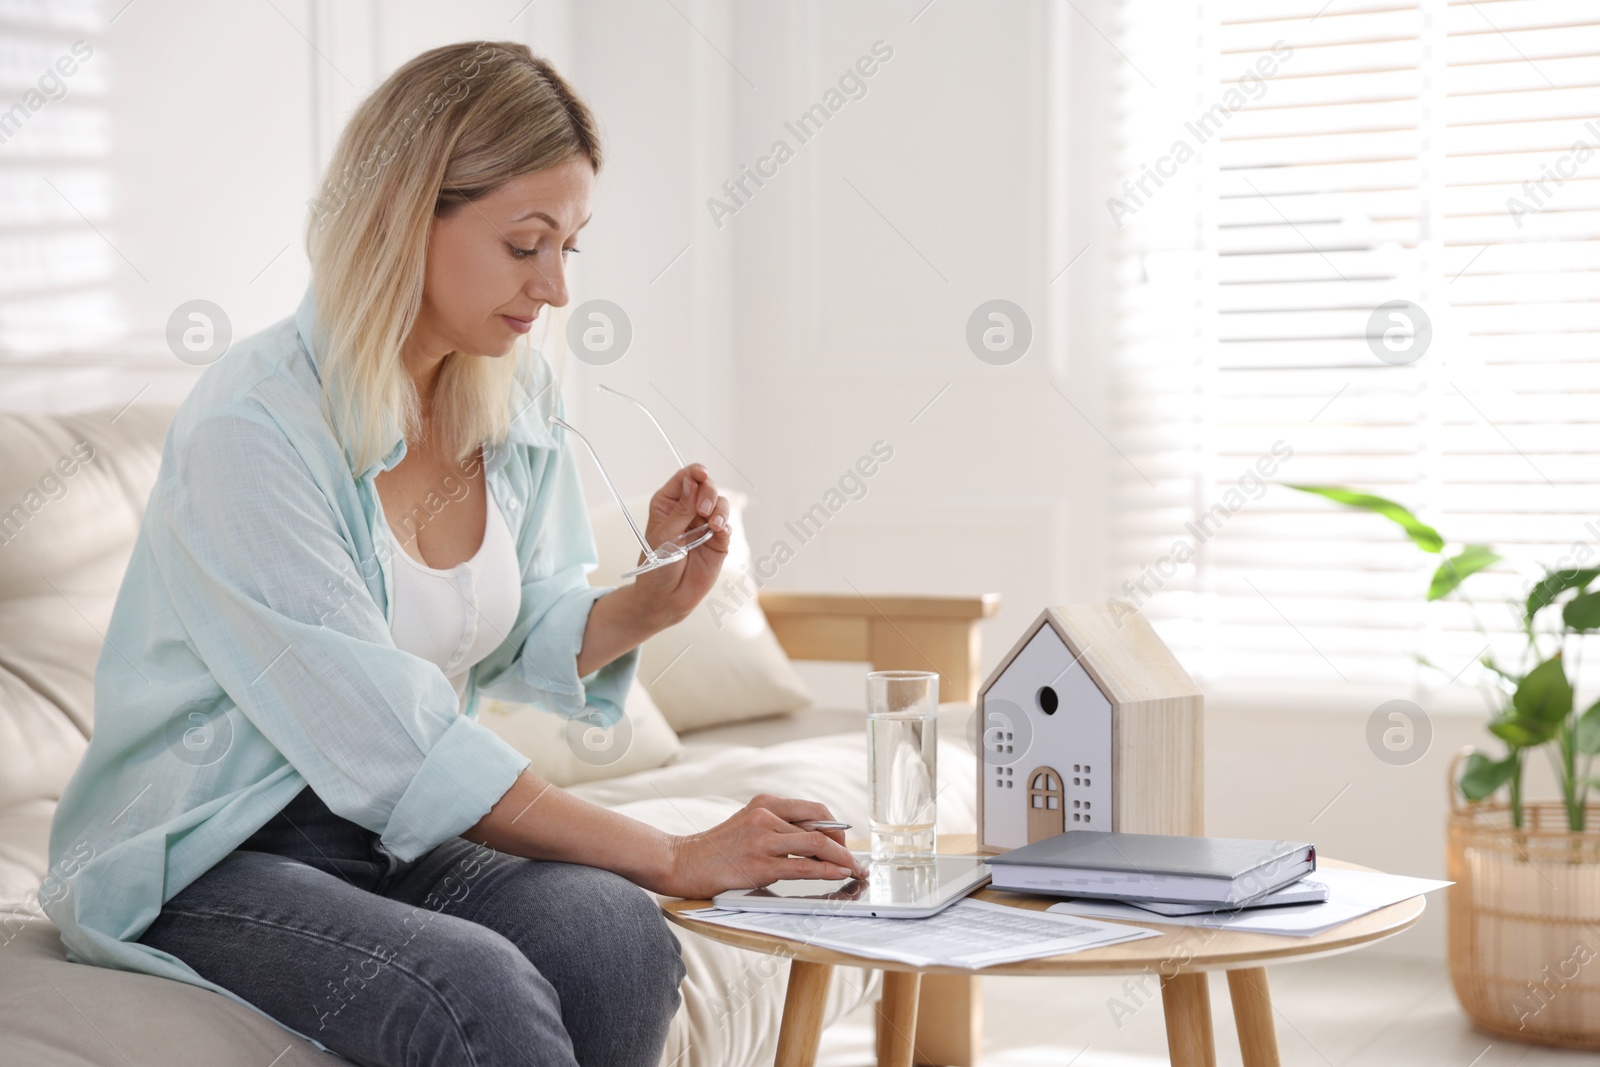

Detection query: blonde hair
xmin=304 ymin=41 xmax=602 ymax=474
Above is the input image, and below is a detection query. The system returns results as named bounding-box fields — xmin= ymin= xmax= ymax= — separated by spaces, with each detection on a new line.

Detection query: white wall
xmin=1 ymin=0 xmax=1484 ymax=961
xmin=722 ymin=1 xmax=1079 ymax=656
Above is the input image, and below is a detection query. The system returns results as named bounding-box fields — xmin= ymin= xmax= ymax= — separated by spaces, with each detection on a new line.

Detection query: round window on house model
xmin=1036 ymin=685 xmax=1058 ymax=715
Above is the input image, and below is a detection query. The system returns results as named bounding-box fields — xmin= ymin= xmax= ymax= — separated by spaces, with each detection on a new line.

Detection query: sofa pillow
xmin=477 ymin=679 xmax=682 ymax=788
xmin=0 ymin=406 xmax=173 ymax=814
xmin=586 ymin=489 xmax=813 ymax=733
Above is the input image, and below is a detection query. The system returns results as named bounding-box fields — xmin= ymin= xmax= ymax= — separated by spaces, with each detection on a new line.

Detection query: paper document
xmin=1045 ymin=867 xmax=1450 ymax=937
xmin=683 ymin=898 xmax=1159 ymax=969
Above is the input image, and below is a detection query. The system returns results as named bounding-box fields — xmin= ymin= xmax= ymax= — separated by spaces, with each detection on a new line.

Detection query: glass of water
xmin=867 ymin=670 xmax=939 ymax=859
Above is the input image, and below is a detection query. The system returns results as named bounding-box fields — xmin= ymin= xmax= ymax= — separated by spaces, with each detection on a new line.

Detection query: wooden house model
xmin=976 ymin=603 xmax=1204 ymax=853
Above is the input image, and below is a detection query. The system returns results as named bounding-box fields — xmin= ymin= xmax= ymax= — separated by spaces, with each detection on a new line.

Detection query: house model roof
xmin=977 ymin=603 xmax=1202 ymax=707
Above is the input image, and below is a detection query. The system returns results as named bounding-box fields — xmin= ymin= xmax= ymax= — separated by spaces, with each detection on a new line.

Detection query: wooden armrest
xmin=756 ymin=591 xmax=1000 ymax=704
xmin=758 ymin=591 xmax=1000 ymax=620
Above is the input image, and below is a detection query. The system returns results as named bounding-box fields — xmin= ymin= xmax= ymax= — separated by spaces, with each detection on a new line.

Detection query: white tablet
xmin=712 ymin=853 xmax=992 ymax=918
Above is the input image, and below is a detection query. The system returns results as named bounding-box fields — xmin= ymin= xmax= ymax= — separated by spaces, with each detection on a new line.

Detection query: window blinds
xmin=1108 ymin=0 xmax=1600 ymax=697
xmin=0 ymin=0 xmax=116 ymax=356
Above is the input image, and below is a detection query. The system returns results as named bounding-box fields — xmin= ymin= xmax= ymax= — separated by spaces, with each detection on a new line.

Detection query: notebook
xmin=986 ymin=830 xmax=1316 ymax=906
xmin=1124 ymin=878 xmax=1329 ymax=916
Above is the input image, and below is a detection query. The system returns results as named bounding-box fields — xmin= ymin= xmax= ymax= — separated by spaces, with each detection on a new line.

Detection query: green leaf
xmin=1512 ymin=654 xmax=1573 ymax=725
xmin=1577 ymin=699 xmax=1600 ymax=756
xmin=1427 ymin=545 xmax=1501 ymax=601
xmin=1285 ymin=485 xmax=1444 ymax=553
xmin=1490 ymin=716 xmax=1560 ymax=747
xmin=1525 ymin=568 xmax=1600 ymax=625
xmin=1564 ymin=592 xmax=1600 ymax=633
xmin=1459 ymin=752 xmax=1517 ymax=802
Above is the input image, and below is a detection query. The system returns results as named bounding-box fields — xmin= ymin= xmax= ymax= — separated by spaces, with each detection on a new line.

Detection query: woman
xmin=41 ymin=41 xmax=864 ymax=1067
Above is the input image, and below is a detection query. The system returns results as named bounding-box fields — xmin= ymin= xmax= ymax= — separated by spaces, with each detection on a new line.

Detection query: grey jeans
xmin=136 ymin=785 xmax=685 ymax=1067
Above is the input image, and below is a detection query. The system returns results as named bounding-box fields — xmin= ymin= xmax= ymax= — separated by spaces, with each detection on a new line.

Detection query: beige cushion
xmin=0 ymin=798 xmax=54 ymax=911
xmin=477 ymin=679 xmax=683 ymax=787
xmin=0 ymin=406 xmax=174 ymax=814
xmin=0 ymin=913 xmax=344 ymax=1066
xmin=587 ymin=489 xmax=813 ymax=732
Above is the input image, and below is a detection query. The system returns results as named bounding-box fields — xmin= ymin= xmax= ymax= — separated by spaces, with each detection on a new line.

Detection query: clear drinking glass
xmin=867 ymin=670 xmax=939 ymax=859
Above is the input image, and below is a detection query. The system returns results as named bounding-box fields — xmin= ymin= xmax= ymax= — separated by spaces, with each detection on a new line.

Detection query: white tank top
xmin=386 ymin=488 xmax=522 ymax=712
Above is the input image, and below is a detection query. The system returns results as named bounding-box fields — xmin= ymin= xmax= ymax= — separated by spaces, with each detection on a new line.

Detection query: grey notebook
xmin=987 ymin=830 xmax=1316 ymax=906
xmin=1127 ymin=878 xmax=1329 ymax=916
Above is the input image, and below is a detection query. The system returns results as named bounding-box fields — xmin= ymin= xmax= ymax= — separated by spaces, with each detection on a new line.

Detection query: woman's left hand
xmin=630 ymin=462 xmax=732 ymax=625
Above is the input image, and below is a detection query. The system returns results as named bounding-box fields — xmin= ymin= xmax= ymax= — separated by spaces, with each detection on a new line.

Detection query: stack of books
xmin=986 ymin=829 xmax=1324 ymax=916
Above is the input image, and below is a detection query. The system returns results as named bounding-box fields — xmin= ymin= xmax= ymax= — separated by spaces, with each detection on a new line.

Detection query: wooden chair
xmin=758 ymin=590 xmax=1001 ymax=1067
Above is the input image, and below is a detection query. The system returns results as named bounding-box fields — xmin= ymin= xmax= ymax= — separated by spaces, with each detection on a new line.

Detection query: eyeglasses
xmin=549 ymin=383 xmax=717 ymax=578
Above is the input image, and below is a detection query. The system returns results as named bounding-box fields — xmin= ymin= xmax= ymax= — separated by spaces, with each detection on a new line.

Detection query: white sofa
xmin=0 ymin=404 xmax=994 ymax=1067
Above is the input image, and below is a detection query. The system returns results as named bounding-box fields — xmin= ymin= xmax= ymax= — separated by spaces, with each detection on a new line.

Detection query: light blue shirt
xmin=40 ymin=284 xmax=638 ymax=1047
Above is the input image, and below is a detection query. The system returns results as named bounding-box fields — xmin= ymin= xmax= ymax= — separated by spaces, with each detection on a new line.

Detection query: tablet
xmin=712 ymin=853 xmax=991 ymax=918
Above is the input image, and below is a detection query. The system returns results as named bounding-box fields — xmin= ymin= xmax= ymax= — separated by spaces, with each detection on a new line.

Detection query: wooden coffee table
xmin=662 ymin=834 xmax=1427 ymax=1067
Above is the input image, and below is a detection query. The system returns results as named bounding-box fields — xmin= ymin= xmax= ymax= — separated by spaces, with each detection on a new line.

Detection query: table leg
xmin=1226 ymin=968 xmax=1281 ymax=1067
xmin=775 ymin=959 xmax=833 ymax=1067
xmin=913 ymin=973 xmax=981 ymax=1066
xmin=874 ymin=970 xmax=923 ymax=1067
xmin=1160 ymin=972 xmax=1217 ymax=1067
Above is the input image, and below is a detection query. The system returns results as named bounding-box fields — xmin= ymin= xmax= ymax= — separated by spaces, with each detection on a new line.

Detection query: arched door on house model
xmin=1026 ymin=765 xmax=1064 ymax=843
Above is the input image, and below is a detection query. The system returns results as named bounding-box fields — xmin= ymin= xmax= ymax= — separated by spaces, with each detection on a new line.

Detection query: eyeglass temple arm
xmin=595 ymin=383 xmax=687 ymax=469
xmin=547 ymin=414 xmax=658 ymax=561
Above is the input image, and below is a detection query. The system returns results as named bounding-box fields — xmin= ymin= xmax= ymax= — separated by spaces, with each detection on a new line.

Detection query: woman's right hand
xmin=658 ymin=794 xmax=870 ymax=900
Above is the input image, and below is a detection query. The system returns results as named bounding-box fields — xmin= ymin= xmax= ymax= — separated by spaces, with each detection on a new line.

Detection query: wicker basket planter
xmin=1448 ymin=751 xmax=1600 ymax=1049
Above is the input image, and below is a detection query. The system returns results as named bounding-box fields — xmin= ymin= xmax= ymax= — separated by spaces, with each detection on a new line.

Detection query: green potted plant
xmin=1291 ymin=485 xmax=1600 ymax=1049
